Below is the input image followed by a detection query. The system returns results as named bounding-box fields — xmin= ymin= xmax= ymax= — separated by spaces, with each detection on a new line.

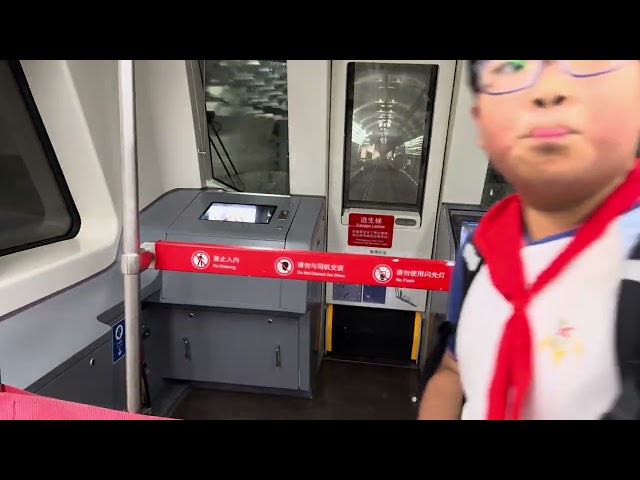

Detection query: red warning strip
xmin=153 ymin=240 xmax=453 ymax=291
xmin=0 ymin=385 xmax=172 ymax=420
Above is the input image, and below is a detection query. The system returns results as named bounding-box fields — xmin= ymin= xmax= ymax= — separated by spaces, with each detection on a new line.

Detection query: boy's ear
xmin=470 ymin=103 xmax=484 ymax=149
xmin=470 ymin=103 xmax=480 ymax=120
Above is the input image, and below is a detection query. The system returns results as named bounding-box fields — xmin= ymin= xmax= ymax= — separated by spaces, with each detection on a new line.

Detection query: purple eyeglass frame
xmin=475 ymin=60 xmax=632 ymax=96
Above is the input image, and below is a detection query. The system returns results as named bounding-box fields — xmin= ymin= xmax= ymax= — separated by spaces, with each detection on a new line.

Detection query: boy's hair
xmin=468 ymin=60 xmax=480 ymax=92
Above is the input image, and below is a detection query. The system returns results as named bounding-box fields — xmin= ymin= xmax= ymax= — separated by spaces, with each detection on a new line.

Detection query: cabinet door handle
xmin=183 ymin=337 xmax=191 ymax=360
xmin=275 ymin=345 xmax=281 ymax=367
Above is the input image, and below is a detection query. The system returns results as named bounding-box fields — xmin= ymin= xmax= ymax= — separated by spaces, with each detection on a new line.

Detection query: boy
xmin=418 ymin=60 xmax=640 ymax=420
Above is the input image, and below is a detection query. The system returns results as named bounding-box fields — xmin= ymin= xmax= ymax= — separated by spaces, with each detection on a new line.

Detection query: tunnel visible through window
xmin=343 ymin=62 xmax=439 ymax=212
xmin=0 ymin=60 xmax=80 ymax=258
xmin=201 ymin=60 xmax=290 ymax=195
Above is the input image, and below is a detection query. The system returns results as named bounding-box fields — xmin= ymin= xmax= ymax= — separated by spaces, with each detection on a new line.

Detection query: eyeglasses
xmin=475 ymin=60 xmax=632 ymax=95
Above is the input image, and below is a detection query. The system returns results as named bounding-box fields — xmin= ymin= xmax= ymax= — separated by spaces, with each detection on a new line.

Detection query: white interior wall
xmin=0 ymin=60 xmax=120 ymax=318
xmin=0 ymin=60 xmax=202 ymax=318
xmin=439 ymin=60 xmax=489 ymax=205
xmin=287 ymin=60 xmax=332 ymax=197
xmin=66 ymin=60 xmax=123 ymax=218
xmin=135 ymin=60 xmax=202 ymax=208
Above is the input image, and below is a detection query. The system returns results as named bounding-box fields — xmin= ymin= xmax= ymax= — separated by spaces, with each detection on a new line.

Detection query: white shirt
xmin=448 ymin=205 xmax=640 ymax=420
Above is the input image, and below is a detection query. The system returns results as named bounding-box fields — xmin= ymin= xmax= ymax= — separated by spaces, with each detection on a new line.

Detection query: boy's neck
xmin=521 ymin=178 xmax=627 ymax=242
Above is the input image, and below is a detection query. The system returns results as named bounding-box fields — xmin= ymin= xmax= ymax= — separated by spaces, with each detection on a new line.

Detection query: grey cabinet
xmin=35 ymin=339 xmax=125 ymax=410
xmin=164 ymin=310 xmax=300 ymax=390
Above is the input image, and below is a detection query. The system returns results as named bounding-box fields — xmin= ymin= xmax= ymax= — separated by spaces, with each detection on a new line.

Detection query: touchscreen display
xmin=460 ymin=221 xmax=478 ymax=247
xmin=200 ymin=202 xmax=276 ymax=224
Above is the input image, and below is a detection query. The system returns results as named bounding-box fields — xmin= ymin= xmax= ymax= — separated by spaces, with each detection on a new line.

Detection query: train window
xmin=0 ymin=60 xmax=80 ymax=258
xmin=342 ymin=62 xmax=439 ymax=212
xmin=480 ymin=163 xmax=514 ymax=208
xmin=201 ymin=60 xmax=290 ymax=195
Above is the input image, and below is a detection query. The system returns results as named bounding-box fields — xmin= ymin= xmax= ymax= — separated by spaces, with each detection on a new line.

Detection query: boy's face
xmin=471 ymin=60 xmax=640 ymax=211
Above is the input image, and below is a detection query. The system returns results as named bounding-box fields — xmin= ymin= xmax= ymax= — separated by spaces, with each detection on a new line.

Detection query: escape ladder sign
xmin=148 ymin=240 xmax=453 ymax=291
xmin=347 ymin=213 xmax=395 ymax=249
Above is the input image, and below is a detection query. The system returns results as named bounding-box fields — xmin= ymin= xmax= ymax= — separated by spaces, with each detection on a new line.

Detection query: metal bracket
xmin=140 ymin=242 xmax=156 ymax=270
xmin=121 ymin=245 xmax=155 ymax=275
xmin=121 ymin=253 xmax=140 ymax=275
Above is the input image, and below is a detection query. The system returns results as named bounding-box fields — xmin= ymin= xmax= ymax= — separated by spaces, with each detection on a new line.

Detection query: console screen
xmin=200 ymin=202 xmax=276 ymax=224
xmin=460 ymin=220 xmax=478 ymax=247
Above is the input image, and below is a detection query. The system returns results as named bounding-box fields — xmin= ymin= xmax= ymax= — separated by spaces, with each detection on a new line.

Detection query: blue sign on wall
xmin=112 ymin=318 xmax=126 ymax=364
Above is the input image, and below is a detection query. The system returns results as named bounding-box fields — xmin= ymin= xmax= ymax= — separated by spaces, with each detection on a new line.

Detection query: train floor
xmin=171 ymin=358 xmax=420 ymax=420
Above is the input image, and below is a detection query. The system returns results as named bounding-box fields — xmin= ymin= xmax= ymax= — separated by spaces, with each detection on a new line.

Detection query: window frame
xmin=197 ymin=60 xmax=240 ymax=192
xmin=198 ymin=59 xmax=291 ymax=195
xmin=340 ymin=61 xmax=439 ymax=214
xmin=0 ymin=60 xmax=81 ymax=258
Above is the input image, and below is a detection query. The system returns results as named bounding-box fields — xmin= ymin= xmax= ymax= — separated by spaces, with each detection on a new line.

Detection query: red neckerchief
xmin=473 ymin=158 xmax=640 ymax=420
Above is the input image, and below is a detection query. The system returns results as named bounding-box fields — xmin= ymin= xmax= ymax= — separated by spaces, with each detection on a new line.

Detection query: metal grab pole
xmin=118 ymin=60 xmax=141 ymax=413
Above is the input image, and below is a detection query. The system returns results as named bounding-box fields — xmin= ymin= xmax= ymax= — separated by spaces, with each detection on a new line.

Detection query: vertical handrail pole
xmin=118 ymin=60 xmax=141 ymax=413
